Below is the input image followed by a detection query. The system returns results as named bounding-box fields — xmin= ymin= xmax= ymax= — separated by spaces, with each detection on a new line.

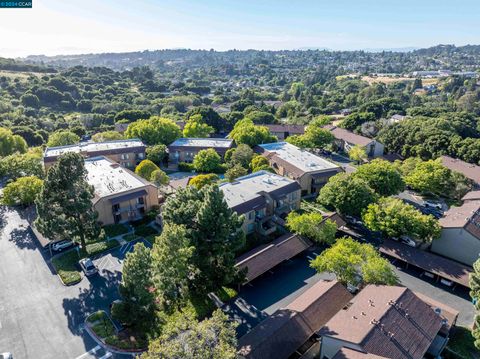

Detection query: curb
xmin=84 ymin=312 xmax=147 ymax=355
xmin=57 ymin=272 xmax=82 ymax=286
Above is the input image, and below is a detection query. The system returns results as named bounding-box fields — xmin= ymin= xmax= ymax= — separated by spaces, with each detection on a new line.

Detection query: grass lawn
xmin=105 ymin=329 xmax=148 ymax=350
xmin=52 ymin=250 xmax=82 ymax=285
xmin=134 ymin=225 xmax=159 ymax=237
xmin=52 ymin=239 xmax=120 ymax=285
xmin=103 ymin=224 xmax=129 ymax=238
xmin=445 ymin=326 xmax=480 ymax=359
xmin=124 ymin=233 xmax=141 ymax=242
xmin=87 ymin=311 xmax=116 ymax=338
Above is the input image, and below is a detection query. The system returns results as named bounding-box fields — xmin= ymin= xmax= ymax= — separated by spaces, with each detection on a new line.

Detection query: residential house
xmin=440 ymin=155 xmax=480 ymax=187
xmin=219 ymin=171 xmax=301 ymax=235
xmin=431 ymin=200 xmax=480 ymax=266
xmin=238 ymin=280 xmax=353 ymax=359
xmin=320 ymin=285 xmax=457 ymax=359
xmin=43 ymin=139 xmax=146 ymax=170
xmin=324 ymin=125 xmax=384 ymax=158
xmin=263 ymin=124 xmax=305 ymax=140
xmin=168 ymin=137 xmax=234 ymax=164
xmin=257 ymin=142 xmax=342 ymax=196
xmin=85 ymin=156 xmax=159 ymax=225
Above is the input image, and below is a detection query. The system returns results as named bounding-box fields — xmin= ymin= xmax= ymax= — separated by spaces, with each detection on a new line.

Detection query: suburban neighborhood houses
xmin=3 ymin=7 xmax=480 ymax=357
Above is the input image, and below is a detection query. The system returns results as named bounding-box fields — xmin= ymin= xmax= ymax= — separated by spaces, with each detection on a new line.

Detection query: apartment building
xmin=257 ymin=142 xmax=342 ymax=196
xmin=263 ymin=124 xmax=305 ymax=140
xmin=85 ymin=156 xmax=158 ymax=225
xmin=168 ymin=137 xmax=234 ymax=164
xmin=219 ymin=171 xmax=301 ymax=235
xmin=43 ymin=139 xmax=146 ymax=170
xmin=324 ymin=125 xmax=384 ymax=158
xmin=320 ymin=285 xmax=457 ymax=359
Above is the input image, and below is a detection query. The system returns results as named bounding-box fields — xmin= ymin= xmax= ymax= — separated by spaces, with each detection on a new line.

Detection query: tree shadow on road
xmin=62 ymin=269 xmax=122 ymax=337
xmin=9 ymin=227 xmax=38 ymax=250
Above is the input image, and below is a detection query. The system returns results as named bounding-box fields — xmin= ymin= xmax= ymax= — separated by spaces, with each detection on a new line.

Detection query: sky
xmin=0 ymin=0 xmax=479 ymax=58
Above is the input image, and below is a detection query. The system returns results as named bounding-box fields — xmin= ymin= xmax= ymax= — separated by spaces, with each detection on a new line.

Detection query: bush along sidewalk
xmin=85 ymin=310 xmax=147 ymax=352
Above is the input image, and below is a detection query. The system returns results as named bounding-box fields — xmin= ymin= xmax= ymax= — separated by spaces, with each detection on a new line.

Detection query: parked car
xmin=0 ymin=353 xmax=13 ymax=359
xmin=51 ymin=240 xmax=76 ymax=252
xmin=424 ymin=200 xmax=442 ymax=210
xmin=392 ymin=235 xmax=417 ymax=248
xmin=79 ymin=258 xmax=98 ymax=276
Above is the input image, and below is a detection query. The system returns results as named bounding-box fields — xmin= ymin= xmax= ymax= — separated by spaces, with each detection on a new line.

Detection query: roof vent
xmin=434 ymin=308 xmax=442 ymax=315
xmin=370 ymin=319 xmax=378 ymax=325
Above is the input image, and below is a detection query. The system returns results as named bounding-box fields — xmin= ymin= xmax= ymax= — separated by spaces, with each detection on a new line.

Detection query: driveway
xmin=225 ymin=247 xmax=334 ymax=336
xmin=0 ymin=206 xmax=135 ymax=359
xmin=391 ymin=260 xmax=474 ymax=327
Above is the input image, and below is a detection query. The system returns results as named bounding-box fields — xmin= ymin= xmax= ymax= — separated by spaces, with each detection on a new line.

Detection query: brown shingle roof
xmin=439 ymin=200 xmax=480 ymax=239
xmin=462 ymin=190 xmax=480 ymax=201
xmin=238 ymin=280 xmax=352 ymax=359
xmin=440 ymin=155 xmax=480 ymax=184
xmin=324 ymin=125 xmax=374 ymax=147
xmin=264 ymin=124 xmax=306 ymax=135
xmin=380 ymin=239 xmax=471 ymax=287
xmin=321 ymin=285 xmax=443 ymax=359
xmin=235 ymin=233 xmax=312 ymax=283
xmin=333 ymin=348 xmax=387 ymax=359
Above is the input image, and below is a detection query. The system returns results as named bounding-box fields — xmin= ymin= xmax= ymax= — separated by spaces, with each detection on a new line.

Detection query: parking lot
xmin=0 ymin=206 xmax=143 ymax=359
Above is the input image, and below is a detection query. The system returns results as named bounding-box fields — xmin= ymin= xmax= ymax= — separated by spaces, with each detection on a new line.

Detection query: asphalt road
xmin=0 ymin=206 xmax=138 ymax=359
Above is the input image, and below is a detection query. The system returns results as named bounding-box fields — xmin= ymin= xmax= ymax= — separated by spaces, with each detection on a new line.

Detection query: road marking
xmin=120 ymin=242 xmax=132 ymax=254
xmin=99 ymin=352 xmax=112 ymax=359
xmin=74 ymin=345 xmax=101 ymax=359
xmin=306 ymin=255 xmax=314 ymax=260
xmin=312 ymin=252 xmax=319 ymax=256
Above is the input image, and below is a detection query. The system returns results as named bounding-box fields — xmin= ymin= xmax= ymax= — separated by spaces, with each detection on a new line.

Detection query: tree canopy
xmin=125 ymin=116 xmax=181 ymax=145
xmin=2 ymin=176 xmax=43 ymax=206
xmin=354 ymin=159 xmax=405 ymax=196
xmin=193 ymin=148 xmax=222 ymax=173
xmin=0 ymin=127 xmax=28 ymax=156
xmin=228 ymin=118 xmax=276 ymax=147
xmin=286 ymin=212 xmax=337 ymax=245
xmin=47 ymin=130 xmax=80 ymax=147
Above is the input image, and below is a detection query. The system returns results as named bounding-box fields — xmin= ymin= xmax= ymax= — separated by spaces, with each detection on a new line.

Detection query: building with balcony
xmin=43 ymin=139 xmax=146 ymax=170
xmin=219 ymin=171 xmax=301 ymax=235
xmin=84 ymin=156 xmax=159 ymax=225
xmin=168 ymin=137 xmax=234 ymax=164
xmin=256 ymin=142 xmax=342 ymax=197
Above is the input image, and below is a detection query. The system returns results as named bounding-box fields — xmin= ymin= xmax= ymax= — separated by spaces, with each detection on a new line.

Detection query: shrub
xmin=103 ymin=224 xmax=129 ymax=238
xmin=178 ymin=162 xmax=195 ymax=172
xmin=134 ymin=225 xmax=158 ymax=238
xmin=86 ymin=239 xmax=119 ymax=256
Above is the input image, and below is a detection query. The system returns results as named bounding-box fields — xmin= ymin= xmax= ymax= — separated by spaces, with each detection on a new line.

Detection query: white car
xmin=392 ymin=235 xmax=417 ymax=248
xmin=1 ymin=353 xmax=13 ymax=359
xmin=51 ymin=240 xmax=75 ymax=252
xmin=79 ymin=258 xmax=98 ymax=276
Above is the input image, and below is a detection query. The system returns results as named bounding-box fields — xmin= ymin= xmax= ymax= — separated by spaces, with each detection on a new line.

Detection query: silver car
xmin=79 ymin=258 xmax=98 ymax=276
xmin=51 ymin=240 xmax=75 ymax=252
xmin=1 ymin=353 xmax=13 ymax=359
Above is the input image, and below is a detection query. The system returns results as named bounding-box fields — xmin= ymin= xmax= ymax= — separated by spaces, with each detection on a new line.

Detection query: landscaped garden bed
xmin=103 ymin=223 xmax=130 ymax=238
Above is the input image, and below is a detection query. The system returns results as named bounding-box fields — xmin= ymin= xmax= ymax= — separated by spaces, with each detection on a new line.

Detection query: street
xmin=0 ymin=206 xmax=138 ymax=359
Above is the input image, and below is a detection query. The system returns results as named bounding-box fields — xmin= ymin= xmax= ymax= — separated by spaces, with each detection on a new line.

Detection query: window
xmin=247 ymin=223 xmax=255 ymax=233
xmin=113 ymin=213 xmax=122 ymax=224
xmin=112 ymin=204 xmax=120 ymax=213
xmin=137 ymin=153 xmax=145 ymax=159
xmin=248 ymin=211 xmax=255 ymax=220
xmin=137 ymin=197 xmax=145 ymax=205
xmin=121 ymin=153 xmax=129 ymax=160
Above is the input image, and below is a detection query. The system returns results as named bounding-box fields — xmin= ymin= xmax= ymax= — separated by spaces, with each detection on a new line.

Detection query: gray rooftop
xmin=259 ymin=142 xmax=340 ymax=173
xmin=84 ymin=156 xmax=149 ymax=198
xmin=219 ymin=170 xmax=298 ymax=209
xmin=169 ymin=137 xmax=233 ymax=148
xmin=44 ymin=139 xmax=145 ymax=158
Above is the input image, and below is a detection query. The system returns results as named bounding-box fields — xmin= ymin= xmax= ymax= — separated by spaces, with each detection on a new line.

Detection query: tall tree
xmin=35 ymin=152 xmax=102 ymax=250
xmin=141 ymin=310 xmax=237 ymax=359
xmin=0 ymin=127 xmax=27 ymax=156
xmin=471 ymin=259 xmax=480 ymax=349
xmin=2 ymin=176 xmax=43 ymax=206
xmin=47 ymin=130 xmax=80 ymax=147
xmin=193 ymin=148 xmax=222 ymax=173
xmin=286 ymin=212 xmax=337 ymax=245
xmin=183 ymin=114 xmax=215 ymax=138
xmin=151 ymin=224 xmax=194 ymax=309
xmin=125 ymin=116 xmax=181 ymax=145
xmin=354 ymin=159 xmax=405 ymax=196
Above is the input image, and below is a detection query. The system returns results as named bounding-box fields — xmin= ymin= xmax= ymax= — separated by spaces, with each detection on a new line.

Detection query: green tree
xmin=289 ymin=125 xmax=335 ymax=149
xmin=354 ymin=159 xmax=405 ymax=196
xmin=151 ymin=224 xmax=194 ymax=309
xmin=228 ymin=144 xmax=254 ymax=169
xmin=125 ymin=116 xmax=181 ymax=145
xmin=146 ymin=144 xmax=168 ymax=165
xmin=150 ymin=169 xmax=169 ymax=186
xmin=403 ymin=159 xmax=455 ymax=196
xmin=2 ymin=176 xmax=43 ymax=206
xmin=35 ymin=152 xmax=102 ymax=250
xmin=183 ymin=114 xmax=215 ymax=138
xmin=135 ymin=159 xmax=160 ymax=180
xmin=348 ymin=145 xmax=367 ymax=163
xmin=20 ymin=93 xmax=40 ymax=108
xmin=318 ymin=173 xmax=376 ymax=217
xmin=91 ymin=131 xmax=123 ymax=142
xmin=228 ymin=118 xmax=277 ymax=147
xmin=286 ymin=212 xmax=337 ymax=245
xmin=47 ymin=130 xmax=80 ymax=147
xmin=225 ymin=164 xmax=248 ymax=182
xmin=162 ymin=185 xmax=245 ymax=293
xmin=119 ymin=243 xmax=155 ymax=328
xmin=141 ymin=310 xmax=237 ymax=359
xmin=362 ymin=197 xmax=440 ymax=242
xmin=340 ymin=112 xmax=376 ymax=131
xmin=189 ymin=173 xmax=219 ymax=189
xmin=0 ymin=127 xmax=27 ymax=156
xmin=310 ymin=237 xmax=397 ymax=285
xmin=250 ymin=155 xmax=271 ymax=172
xmin=193 ymin=148 xmax=222 ymax=173
xmin=0 ymin=149 xmax=43 ymax=179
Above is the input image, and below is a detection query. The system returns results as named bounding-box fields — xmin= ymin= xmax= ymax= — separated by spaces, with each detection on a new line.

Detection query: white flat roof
xmin=219 ymin=170 xmax=297 ymax=209
xmin=84 ymin=156 xmax=147 ymax=198
xmin=169 ymin=137 xmax=233 ymax=148
xmin=259 ymin=142 xmax=340 ymax=173
xmin=44 ymin=139 xmax=145 ymax=158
